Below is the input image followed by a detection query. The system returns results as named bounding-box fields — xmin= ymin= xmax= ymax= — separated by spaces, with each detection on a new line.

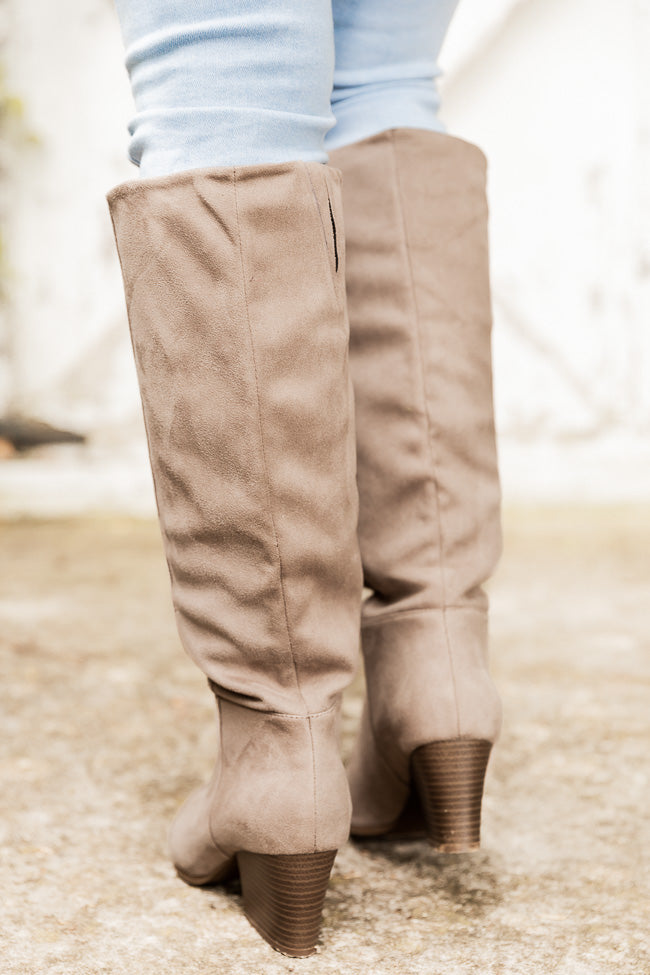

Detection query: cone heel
xmin=237 ymin=849 xmax=337 ymax=957
xmin=411 ymin=739 xmax=492 ymax=852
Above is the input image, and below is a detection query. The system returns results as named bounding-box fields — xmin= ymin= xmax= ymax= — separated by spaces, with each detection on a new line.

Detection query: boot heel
xmin=237 ymin=849 xmax=337 ymax=957
xmin=411 ymin=739 xmax=492 ymax=852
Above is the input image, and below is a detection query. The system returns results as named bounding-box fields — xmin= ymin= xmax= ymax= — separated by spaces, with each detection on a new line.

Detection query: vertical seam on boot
xmin=388 ymin=129 xmax=461 ymax=738
xmin=299 ymin=162 xmax=349 ymax=849
xmin=365 ymin=682 xmax=410 ymax=784
xmin=232 ymin=168 xmax=309 ymax=717
xmin=365 ymin=701 xmax=411 ymax=786
xmin=307 ymin=714 xmax=318 ymax=852
xmin=206 ymin=698 xmax=233 ymax=860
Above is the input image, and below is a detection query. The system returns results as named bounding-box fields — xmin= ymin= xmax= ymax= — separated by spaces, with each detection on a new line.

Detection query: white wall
xmin=1 ymin=0 xmax=154 ymax=512
xmin=1 ymin=0 xmax=648 ymax=514
xmin=441 ymin=0 xmax=650 ymax=500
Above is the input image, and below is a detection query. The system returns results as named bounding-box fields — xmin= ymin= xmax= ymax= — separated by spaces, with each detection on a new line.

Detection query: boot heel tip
xmin=237 ymin=849 xmax=337 ymax=957
xmin=411 ymin=738 xmax=492 ymax=852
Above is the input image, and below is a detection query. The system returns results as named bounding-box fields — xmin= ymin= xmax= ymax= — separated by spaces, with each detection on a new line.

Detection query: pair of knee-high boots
xmin=107 ymin=127 xmax=502 ymax=958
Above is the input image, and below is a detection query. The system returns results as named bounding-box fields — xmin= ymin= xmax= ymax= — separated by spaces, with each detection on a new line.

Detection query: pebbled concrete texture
xmin=2 ymin=506 xmax=649 ymax=975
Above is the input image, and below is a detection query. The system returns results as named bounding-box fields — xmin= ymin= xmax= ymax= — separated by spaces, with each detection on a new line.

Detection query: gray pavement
xmin=2 ymin=506 xmax=649 ymax=974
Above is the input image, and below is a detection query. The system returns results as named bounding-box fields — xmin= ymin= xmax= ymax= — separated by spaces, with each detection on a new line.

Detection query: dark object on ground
xmin=0 ymin=415 xmax=86 ymax=452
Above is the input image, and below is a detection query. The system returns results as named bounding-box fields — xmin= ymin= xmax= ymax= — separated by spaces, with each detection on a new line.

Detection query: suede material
xmin=107 ymin=161 xmax=362 ymax=718
xmin=361 ymin=609 xmax=501 ymax=782
xmin=329 ymin=129 xmax=502 ymax=830
xmin=168 ymin=700 xmax=351 ymax=875
xmin=345 ymin=702 xmax=410 ymax=832
xmin=166 ymin=766 xmax=234 ymax=884
xmin=106 ymin=160 xmax=362 ymax=870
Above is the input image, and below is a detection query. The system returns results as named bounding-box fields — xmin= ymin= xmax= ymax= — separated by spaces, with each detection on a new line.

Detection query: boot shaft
xmin=330 ymin=128 xmax=502 ymax=617
xmin=107 ymin=161 xmax=363 ymax=716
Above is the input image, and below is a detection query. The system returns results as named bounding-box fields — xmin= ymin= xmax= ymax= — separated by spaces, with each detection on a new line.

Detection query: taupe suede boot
xmin=329 ymin=128 xmax=502 ymax=851
xmin=106 ymin=160 xmax=363 ymax=956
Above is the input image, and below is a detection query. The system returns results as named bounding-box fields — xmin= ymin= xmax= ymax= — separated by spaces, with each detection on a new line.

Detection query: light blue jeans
xmin=113 ymin=0 xmax=459 ymax=178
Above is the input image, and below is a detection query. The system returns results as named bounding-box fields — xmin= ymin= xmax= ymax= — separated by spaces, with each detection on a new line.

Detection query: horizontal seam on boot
xmin=265 ymin=703 xmax=339 ymax=721
xmin=106 ymin=160 xmax=313 ymax=201
xmin=215 ymin=697 xmax=339 ymax=721
xmin=361 ymin=604 xmax=487 ymax=628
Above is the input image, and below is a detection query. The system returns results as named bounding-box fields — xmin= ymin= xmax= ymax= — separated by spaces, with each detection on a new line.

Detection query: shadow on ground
xmin=1 ymin=506 xmax=649 ymax=974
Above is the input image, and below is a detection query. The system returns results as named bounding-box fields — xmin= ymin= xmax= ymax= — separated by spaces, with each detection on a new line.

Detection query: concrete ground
xmin=2 ymin=506 xmax=649 ymax=974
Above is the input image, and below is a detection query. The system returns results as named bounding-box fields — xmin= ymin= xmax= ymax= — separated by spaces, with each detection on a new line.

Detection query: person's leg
xmin=325 ymin=0 xmax=458 ymax=151
xmin=328 ymin=2 xmax=503 ymax=849
xmin=108 ymin=1 xmax=363 ymax=957
xmin=113 ymin=0 xmax=337 ymax=175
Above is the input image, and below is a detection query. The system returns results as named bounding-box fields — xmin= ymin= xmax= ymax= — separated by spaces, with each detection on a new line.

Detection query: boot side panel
xmin=210 ymin=699 xmax=351 ymax=855
xmin=392 ymin=129 xmax=503 ymax=610
xmin=235 ymin=162 xmax=363 ymax=714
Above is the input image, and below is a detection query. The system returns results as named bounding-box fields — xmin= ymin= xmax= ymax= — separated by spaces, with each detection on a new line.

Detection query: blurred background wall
xmin=1 ymin=0 xmax=649 ymax=515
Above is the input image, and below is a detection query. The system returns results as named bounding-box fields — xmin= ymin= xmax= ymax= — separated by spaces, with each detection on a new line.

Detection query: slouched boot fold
xmin=106 ymin=160 xmax=363 ymax=957
xmin=329 ymin=129 xmax=503 ymax=851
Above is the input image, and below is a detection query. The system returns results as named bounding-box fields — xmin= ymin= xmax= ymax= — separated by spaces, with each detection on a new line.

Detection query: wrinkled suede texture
xmin=330 ymin=129 xmax=503 ymax=829
xmin=107 ymin=161 xmax=362 ymax=717
xmin=107 ymin=160 xmax=363 ymax=869
xmin=168 ymin=700 xmax=351 ymax=873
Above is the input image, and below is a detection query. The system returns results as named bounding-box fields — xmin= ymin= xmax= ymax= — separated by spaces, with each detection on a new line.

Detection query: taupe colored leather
xmin=329 ymin=128 xmax=503 ymax=832
xmin=106 ymin=160 xmax=363 ymax=867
